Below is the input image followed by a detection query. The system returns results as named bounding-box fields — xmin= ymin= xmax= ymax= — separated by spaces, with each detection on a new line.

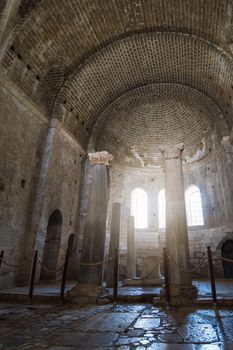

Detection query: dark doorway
xmin=68 ymin=233 xmax=75 ymax=252
xmin=222 ymin=240 xmax=233 ymax=278
xmin=67 ymin=233 xmax=78 ymax=279
xmin=40 ymin=209 xmax=62 ymax=281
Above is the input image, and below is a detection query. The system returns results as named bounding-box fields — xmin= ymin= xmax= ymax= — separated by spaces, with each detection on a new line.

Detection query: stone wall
xmin=0 ymin=74 xmax=84 ymax=288
xmin=0 ymin=75 xmax=47 ymax=288
xmin=106 ymin=142 xmax=233 ymax=279
xmin=31 ymin=125 xmax=84 ymax=283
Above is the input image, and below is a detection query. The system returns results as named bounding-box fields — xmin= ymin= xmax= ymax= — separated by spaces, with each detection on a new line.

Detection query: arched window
xmin=158 ymin=189 xmax=166 ymax=229
xmin=131 ymin=188 xmax=148 ymax=229
xmin=185 ymin=185 xmax=204 ymax=226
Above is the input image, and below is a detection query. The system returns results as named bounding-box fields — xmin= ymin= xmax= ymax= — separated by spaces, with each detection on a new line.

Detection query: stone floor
xmin=1 ymin=302 xmax=233 ymax=349
xmin=0 ymin=282 xmax=76 ymax=297
xmin=1 ymin=280 xmax=233 ymax=303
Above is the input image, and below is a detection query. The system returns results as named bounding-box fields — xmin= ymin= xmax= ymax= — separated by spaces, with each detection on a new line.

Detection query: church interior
xmin=1 ymin=0 xmax=233 ymax=349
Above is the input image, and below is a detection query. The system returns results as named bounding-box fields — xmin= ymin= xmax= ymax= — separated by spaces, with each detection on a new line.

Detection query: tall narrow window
xmin=158 ymin=189 xmax=166 ymax=229
xmin=185 ymin=185 xmax=204 ymax=226
xmin=131 ymin=188 xmax=148 ymax=229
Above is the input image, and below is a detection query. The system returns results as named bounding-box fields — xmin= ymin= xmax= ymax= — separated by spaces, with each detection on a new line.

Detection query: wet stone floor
xmin=0 ymin=303 xmax=233 ymax=349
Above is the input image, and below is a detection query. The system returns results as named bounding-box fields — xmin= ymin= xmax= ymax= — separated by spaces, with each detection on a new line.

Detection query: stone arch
xmin=40 ymin=209 xmax=63 ymax=281
xmin=37 ymin=65 xmax=65 ymax=113
xmin=216 ymin=232 xmax=233 ymax=252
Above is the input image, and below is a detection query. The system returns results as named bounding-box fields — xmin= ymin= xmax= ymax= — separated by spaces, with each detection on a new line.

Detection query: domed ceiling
xmin=91 ymin=84 xmax=223 ymax=167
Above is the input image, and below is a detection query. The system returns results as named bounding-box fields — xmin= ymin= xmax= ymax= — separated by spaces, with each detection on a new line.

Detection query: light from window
xmin=158 ymin=189 xmax=166 ymax=229
xmin=131 ymin=188 xmax=148 ymax=229
xmin=185 ymin=185 xmax=204 ymax=226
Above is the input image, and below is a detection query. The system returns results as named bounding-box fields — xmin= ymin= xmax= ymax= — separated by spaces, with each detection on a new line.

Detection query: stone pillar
xmin=160 ymin=143 xmax=196 ymax=304
xmin=106 ymin=202 xmax=121 ymax=287
xmin=68 ymin=152 xmax=112 ymax=303
xmin=221 ymin=136 xmax=233 ymax=221
xmin=127 ymin=216 xmax=136 ymax=277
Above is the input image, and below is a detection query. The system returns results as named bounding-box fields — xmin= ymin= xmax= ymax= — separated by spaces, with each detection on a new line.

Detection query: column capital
xmin=159 ymin=143 xmax=184 ymax=160
xmin=88 ymin=151 xmax=113 ymax=166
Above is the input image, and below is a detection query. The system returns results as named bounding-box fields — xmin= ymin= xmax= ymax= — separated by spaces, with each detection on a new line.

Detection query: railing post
xmin=163 ymin=248 xmax=170 ymax=308
xmin=60 ymin=248 xmax=70 ymax=303
xmin=28 ymin=250 xmax=38 ymax=303
xmin=0 ymin=251 xmax=4 ymax=270
xmin=113 ymin=248 xmax=119 ymax=304
xmin=207 ymin=246 xmax=217 ymax=306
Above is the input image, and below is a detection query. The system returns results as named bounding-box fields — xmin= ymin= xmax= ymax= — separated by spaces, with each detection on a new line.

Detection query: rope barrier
xmin=167 ymin=253 xmax=206 ymax=273
xmin=80 ymin=257 xmax=118 ymax=267
xmin=127 ymin=256 xmax=162 ymax=280
xmin=213 ymin=254 xmax=233 ymax=264
xmin=37 ymin=255 xmax=65 ymax=273
xmin=0 ymin=270 xmax=13 ymax=276
xmin=79 ymin=261 xmax=103 ymax=266
xmin=0 ymin=257 xmax=29 ymax=269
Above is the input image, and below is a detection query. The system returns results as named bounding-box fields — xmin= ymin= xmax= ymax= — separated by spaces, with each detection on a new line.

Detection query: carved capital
xmin=159 ymin=143 xmax=184 ymax=160
xmin=88 ymin=151 xmax=113 ymax=166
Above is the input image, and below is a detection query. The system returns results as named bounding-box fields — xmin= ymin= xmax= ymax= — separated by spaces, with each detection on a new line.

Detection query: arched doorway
xmin=40 ymin=209 xmax=62 ymax=281
xmin=222 ymin=240 xmax=233 ymax=278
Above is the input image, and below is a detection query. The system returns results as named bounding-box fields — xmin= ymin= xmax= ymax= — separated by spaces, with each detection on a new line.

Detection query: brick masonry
xmin=1 ymin=1 xmax=233 ymax=288
xmin=0 ymin=74 xmax=84 ymax=288
xmin=92 ymin=83 xmax=225 ymax=167
xmin=0 ymin=5 xmax=233 ymax=149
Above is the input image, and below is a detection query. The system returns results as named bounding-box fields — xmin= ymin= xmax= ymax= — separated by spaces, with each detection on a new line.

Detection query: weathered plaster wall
xmin=0 ymin=75 xmax=84 ymax=288
xmin=107 ymin=142 xmax=233 ymax=279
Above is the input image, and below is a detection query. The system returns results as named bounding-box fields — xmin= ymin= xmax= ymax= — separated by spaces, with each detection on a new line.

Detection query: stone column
xmin=160 ymin=143 xmax=196 ymax=304
xmin=221 ymin=136 xmax=233 ymax=221
xmin=69 ymin=152 xmax=112 ymax=303
xmin=106 ymin=202 xmax=121 ymax=288
xmin=127 ymin=216 xmax=136 ymax=277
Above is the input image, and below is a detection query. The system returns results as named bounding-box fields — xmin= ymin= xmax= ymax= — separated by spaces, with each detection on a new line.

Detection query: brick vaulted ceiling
xmin=91 ymin=84 xmax=223 ymax=167
xmin=2 ymin=0 xmax=233 ymax=166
